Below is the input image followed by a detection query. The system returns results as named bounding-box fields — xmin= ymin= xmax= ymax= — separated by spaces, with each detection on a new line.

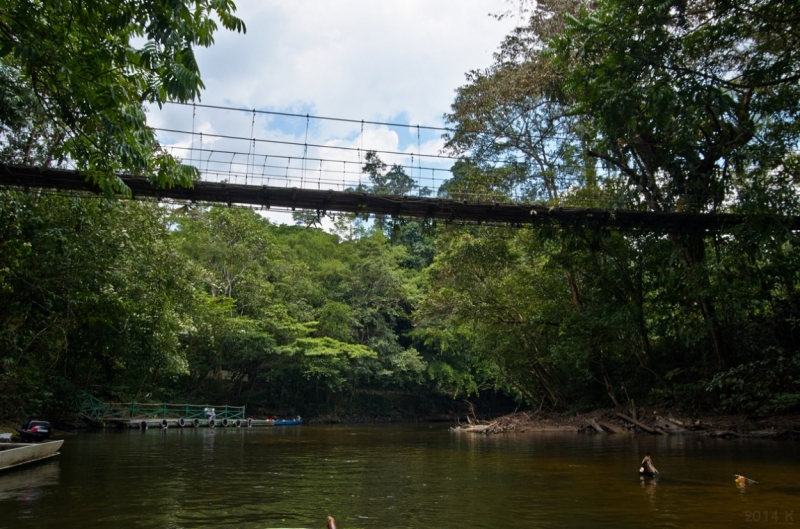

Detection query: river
xmin=0 ymin=425 xmax=797 ymax=528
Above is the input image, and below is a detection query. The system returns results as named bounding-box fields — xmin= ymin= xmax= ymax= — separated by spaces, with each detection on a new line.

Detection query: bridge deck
xmin=1 ymin=164 xmax=796 ymax=231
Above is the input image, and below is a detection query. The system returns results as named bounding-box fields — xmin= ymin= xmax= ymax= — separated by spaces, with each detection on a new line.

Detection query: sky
xmin=148 ymin=0 xmax=520 ymax=224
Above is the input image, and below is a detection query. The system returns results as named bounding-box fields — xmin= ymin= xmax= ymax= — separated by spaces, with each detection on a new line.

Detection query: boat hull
xmin=0 ymin=440 xmax=64 ymax=471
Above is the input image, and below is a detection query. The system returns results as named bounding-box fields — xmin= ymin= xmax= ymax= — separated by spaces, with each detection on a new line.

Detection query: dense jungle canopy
xmin=1 ymin=0 xmax=799 ymax=422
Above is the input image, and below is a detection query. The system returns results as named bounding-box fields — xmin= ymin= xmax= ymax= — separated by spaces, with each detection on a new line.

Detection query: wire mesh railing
xmin=0 ymin=100 xmax=773 ymax=214
xmin=79 ymin=394 xmax=245 ymax=422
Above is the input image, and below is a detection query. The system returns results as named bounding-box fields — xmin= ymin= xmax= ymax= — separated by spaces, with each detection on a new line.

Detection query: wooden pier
xmin=81 ymin=395 xmax=249 ymax=428
xmin=117 ymin=418 xmax=277 ymax=429
xmin=79 ymin=395 xmax=301 ymax=429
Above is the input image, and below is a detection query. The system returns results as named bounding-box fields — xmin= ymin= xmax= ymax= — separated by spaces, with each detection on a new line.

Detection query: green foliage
xmin=5 ymin=0 xmax=800 ymax=421
xmin=0 ymin=0 xmax=245 ymax=192
xmin=362 ymin=150 xmax=418 ymax=196
xmin=162 ymin=206 xmax=436 ymax=415
xmin=0 ymin=192 xmax=195 ymax=419
xmin=315 ymin=301 xmax=354 ymax=343
xmin=421 ymin=0 xmax=800 ymax=415
xmin=551 ymin=0 xmax=800 ymax=216
xmin=0 ymin=65 xmax=66 ymax=167
xmin=706 ymin=351 xmax=800 ymax=415
xmin=288 ymin=337 xmax=376 ymax=359
xmin=0 ymin=195 xmax=464 ymax=421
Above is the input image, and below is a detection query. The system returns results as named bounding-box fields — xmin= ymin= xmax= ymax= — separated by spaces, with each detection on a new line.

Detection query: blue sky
xmin=147 ymin=0 xmax=520 ymax=223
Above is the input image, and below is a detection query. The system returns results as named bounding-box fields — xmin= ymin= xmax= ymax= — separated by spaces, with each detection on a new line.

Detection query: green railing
xmin=79 ymin=394 xmax=245 ymax=421
xmin=79 ymin=394 xmax=110 ymax=421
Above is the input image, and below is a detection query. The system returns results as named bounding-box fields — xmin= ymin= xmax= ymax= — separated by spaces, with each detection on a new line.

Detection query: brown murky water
xmin=0 ymin=425 xmax=797 ymax=528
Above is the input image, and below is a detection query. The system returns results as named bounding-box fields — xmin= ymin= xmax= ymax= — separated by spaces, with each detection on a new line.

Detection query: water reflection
xmin=0 ymin=461 xmax=60 ymax=502
xmin=639 ymin=474 xmax=659 ymax=513
xmin=0 ymin=427 xmax=797 ymax=528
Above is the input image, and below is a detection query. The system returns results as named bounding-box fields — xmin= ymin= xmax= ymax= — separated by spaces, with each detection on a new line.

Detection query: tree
xmin=0 ymin=192 xmax=196 ymax=418
xmin=443 ymin=0 xmax=592 ymax=203
xmin=438 ymin=159 xmax=529 ymax=202
xmin=173 ymin=206 xmax=272 ymax=300
xmin=549 ymin=0 xmax=800 ymax=367
xmin=0 ymin=64 xmax=64 ymax=167
xmin=0 ymin=0 xmax=245 ymax=192
xmin=553 ymin=0 xmax=800 ymax=217
xmin=362 ymin=150 xmax=417 ymax=196
xmin=171 ymin=209 xmax=417 ymax=414
xmin=426 ymin=0 xmax=800 ymax=413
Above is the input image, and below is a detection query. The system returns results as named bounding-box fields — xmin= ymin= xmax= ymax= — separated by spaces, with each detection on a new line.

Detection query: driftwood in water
xmin=654 ymin=417 xmax=688 ymax=434
xmin=775 ymin=429 xmax=800 ymax=440
xmin=615 ymin=412 xmax=666 ymax=435
xmin=597 ymin=420 xmax=624 ymax=434
xmin=710 ymin=428 xmax=800 ymax=440
xmin=587 ymin=418 xmax=607 ymax=433
xmin=639 ymin=455 xmax=659 ymax=476
xmin=709 ymin=430 xmax=741 ymax=438
xmin=451 ymin=412 xmax=580 ymax=434
xmin=327 ymin=516 xmax=337 ymax=529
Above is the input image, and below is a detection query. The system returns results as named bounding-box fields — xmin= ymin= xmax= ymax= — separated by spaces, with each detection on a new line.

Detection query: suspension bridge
xmin=1 ymin=163 xmax=791 ymax=231
xmin=0 ymin=102 xmax=797 ymax=231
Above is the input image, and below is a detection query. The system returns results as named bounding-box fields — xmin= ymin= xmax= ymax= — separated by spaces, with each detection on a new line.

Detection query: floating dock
xmin=114 ymin=418 xmax=278 ymax=429
xmin=80 ymin=396 xmax=303 ymax=429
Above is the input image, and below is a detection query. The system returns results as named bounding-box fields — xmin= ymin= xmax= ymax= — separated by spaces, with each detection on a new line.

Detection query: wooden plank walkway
xmin=3 ymin=163 xmax=796 ymax=231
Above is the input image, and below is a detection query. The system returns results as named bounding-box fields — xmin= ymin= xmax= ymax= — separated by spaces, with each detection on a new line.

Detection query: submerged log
xmin=654 ymin=417 xmax=689 ymax=434
xmin=709 ymin=430 xmax=741 ymax=438
xmin=775 ymin=429 xmax=800 ymax=440
xmin=597 ymin=420 xmax=624 ymax=434
xmin=450 ymin=424 xmax=491 ymax=433
xmin=615 ymin=412 xmax=666 ymax=435
xmin=639 ymin=455 xmax=659 ymax=476
xmin=587 ymin=419 xmax=606 ymax=434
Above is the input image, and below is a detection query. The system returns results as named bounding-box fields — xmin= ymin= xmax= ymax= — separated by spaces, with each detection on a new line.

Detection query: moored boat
xmin=16 ymin=420 xmax=52 ymax=442
xmin=273 ymin=416 xmax=302 ymax=426
xmin=0 ymin=440 xmax=64 ymax=471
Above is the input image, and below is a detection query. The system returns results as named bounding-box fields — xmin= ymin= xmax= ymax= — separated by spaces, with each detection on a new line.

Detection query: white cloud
xmin=149 ymin=0 xmax=518 ymax=225
xmin=193 ymin=1 xmax=514 ymax=122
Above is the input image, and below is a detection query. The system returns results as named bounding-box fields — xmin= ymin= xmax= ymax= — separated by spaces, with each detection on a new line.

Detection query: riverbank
xmin=451 ymin=407 xmax=800 ymax=440
xmin=308 ymin=413 xmax=465 ymax=425
xmin=3 ymin=407 xmax=799 ymax=441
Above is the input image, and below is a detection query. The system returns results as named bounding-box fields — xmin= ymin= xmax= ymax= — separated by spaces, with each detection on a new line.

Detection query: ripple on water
xmin=0 ymin=426 xmax=797 ymax=528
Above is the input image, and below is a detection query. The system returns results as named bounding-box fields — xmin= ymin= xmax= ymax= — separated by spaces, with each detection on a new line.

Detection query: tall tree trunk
xmin=670 ymin=231 xmax=724 ymax=369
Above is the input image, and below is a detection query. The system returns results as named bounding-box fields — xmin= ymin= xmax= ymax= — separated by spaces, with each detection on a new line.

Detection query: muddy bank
xmin=451 ymin=407 xmax=800 ymax=441
xmin=309 ymin=413 xmax=462 ymax=425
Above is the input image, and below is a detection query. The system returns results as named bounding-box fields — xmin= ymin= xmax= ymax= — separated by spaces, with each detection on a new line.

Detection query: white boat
xmin=0 ymin=440 xmax=64 ymax=471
